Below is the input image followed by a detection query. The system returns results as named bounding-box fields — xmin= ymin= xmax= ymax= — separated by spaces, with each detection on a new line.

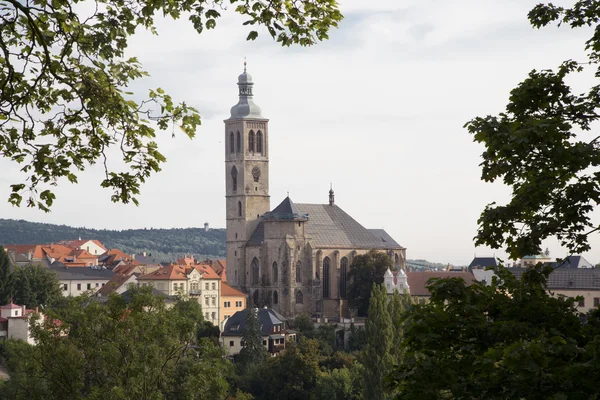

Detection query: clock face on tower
xmin=252 ymin=166 xmax=261 ymax=183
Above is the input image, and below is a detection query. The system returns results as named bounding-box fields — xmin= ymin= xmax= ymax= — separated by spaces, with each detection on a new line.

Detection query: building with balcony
xmin=137 ymin=261 xmax=222 ymax=325
xmin=221 ymin=307 xmax=296 ymax=356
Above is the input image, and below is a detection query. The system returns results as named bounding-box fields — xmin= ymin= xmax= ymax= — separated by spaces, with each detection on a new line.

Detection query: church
xmin=224 ymin=65 xmax=406 ymax=319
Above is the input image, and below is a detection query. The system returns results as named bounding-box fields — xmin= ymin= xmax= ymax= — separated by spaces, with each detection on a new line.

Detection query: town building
xmin=4 ymin=243 xmax=101 ymax=267
xmin=224 ymin=66 xmax=406 ymax=319
xmin=58 ymin=239 xmax=107 ymax=256
xmin=221 ymin=282 xmax=246 ymax=328
xmin=0 ymin=302 xmax=43 ymax=345
xmin=137 ymin=259 xmax=222 ymax=325
xmin=96 ymin=273 xmax=138 ymax=296
xmin=406 ymin=271 xmax=476 ymax=303
xmin=221 ymin=307 xmax=296 ymax=356
xmin=51 ymin=263 xmax=115 ymax=296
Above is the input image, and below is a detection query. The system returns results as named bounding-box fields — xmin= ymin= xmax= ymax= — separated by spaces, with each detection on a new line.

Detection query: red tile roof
xmin=97 ymin=274 xmax=135 ymax=296
xmin=221 ymin=282 xmax=245 ymax=297
xmin=138 ymin=263 xmax=221 ymax=281
xmin=0 ymin=302 xmax=21 ymax=310
xmin=3 ymin=244 xmax=46 ymax=259
xmin=406 ymin=271 xmax=476 ymax=297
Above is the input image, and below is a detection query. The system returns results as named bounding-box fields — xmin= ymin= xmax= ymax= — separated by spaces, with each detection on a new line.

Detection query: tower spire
xmin=329 ymin=184 xmax=335 ymax=206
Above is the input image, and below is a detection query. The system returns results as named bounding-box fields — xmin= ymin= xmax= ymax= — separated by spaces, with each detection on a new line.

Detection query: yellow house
xmin=221 ymin=282 xmax=246 ymax=330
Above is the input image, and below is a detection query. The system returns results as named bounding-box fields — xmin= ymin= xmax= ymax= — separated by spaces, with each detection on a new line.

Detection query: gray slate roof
xmin=468 ymin=257 xmax=498 ymax=270
xmin=509 ymin=268 xmax=600 ymax=290
xmin=222 ymin=308 xmax=287 ymax=337
xmin=247 ymin=199 xmax=403 ymax=250
xmin=50 ymin=262 xmax=115 ymax=281
xmin=551 ymin=256 xmax=594 ymax=269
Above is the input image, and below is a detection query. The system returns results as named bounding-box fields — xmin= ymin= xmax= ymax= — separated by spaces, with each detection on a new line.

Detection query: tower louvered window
xmin=249 ymin=130 xmax=255 ymax=152
xmin=257 ymin=130 xmax=263 ymax=153
xmin=230 ymin=132 xmax=234 ymax=153
xmin=236 ymin=131 xmax=241 ymax=152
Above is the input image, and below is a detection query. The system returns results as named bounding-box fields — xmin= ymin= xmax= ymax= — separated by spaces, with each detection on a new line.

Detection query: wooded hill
xmin=0 ymin=219 xmax=225 ymax=262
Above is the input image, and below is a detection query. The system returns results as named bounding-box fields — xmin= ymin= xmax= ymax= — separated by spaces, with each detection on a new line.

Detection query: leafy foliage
xmin=238 ymin=307 xmax=268 ymax=368
xmin=0 ymin=245 xmax=13 ymax=304
xmin=361 ymin=284 xmax=393 ymax=400
xmin=465 ymin=1 xmax=600 ymax=259
xmin=0 ymin=218 xmax=226 ymax=261
xmin=0 ymin=286 xmax=232 ymax=399
xmin=388 ymin=266 xmax=600 ymax=400
xmin=0 ymin=0 xmax=342 ymax=211
xmin=313 ymin=363 xmax=363 ymax=400
xmin=11 ymin=264 xmax=61 ymax=309
xmin=347 ymin=250 xmax=392 ymax=317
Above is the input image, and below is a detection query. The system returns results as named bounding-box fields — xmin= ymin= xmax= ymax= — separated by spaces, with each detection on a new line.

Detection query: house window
xmin=236 ymin=301 xmax=242 ymax=307
xmin=63 ymin=284 xmax=68 ymax=291
xmin=212 ymin=297 xmax=216 ymax=306
xmin=230 ymin=132 xmax=235 ymax=153
xmin=212 ymin=283 xmax=216 ymax=290
xmin=240 ymin=340 xmax=245 ymax=346
xmin=211 ymin=312 xmax=216 ymax=320
xmin=173 ymin=283 xmax=178 ymax=291
xmin=236 ymin=131 xmax=241 ymax=152
xmin=296 ymin=261 xmax=302 ymax=283
xmin=272 ymin=262 xmax=278 ymax=284
xmin=87 ymin=283 xmax=91 ymax=290
xmin=95 ymin=283 xmax=99 ymax=287
xmin=249 ymin=130 xmax=255 ymax=152
xmin=205 ymin=283 xmax=209 ymax=290
xmin=14 ymin=310 xmax=18 ymax=316
xmin=231 ymin=166 xmax=238 ymax=191
xmin=595 ymin=298 xmax=600 ymax=307
xmin=256 ymin=130 xmax=263 ymax=153
xmin=296 ymin=290 xmax=303 ymax=304
xmin=340 ymin=257 xmax=348 ymax=299
xmin=579 ymin=298 xmax=586 ymax=307
xmin=179 ymin=283 xmax=184 ymax=290
xmin=251 ymin=257 xmax=259 ymax=285
xmin=77 ymin=283 xmax=81 ymax=290
xmin=230 ymin=341 xmax=234 ymax=347
xmin=273 ymin=290 xmax=278 ymax=304
xmin=205 ymin=312 xmax=209 ymax=319
xmin=263 ymin=340 xmax=266 ymax=345
xmin=225 ymin=315 xmax=231 ymax=319
xmin=323 ymin=257 xmax=330 ymax=298
xmin=205 ymin=297 xmax=209 ymax=306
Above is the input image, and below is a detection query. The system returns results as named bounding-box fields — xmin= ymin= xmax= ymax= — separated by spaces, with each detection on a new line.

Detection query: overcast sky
xmin=1 ymin=0 xmax=599 ymax=265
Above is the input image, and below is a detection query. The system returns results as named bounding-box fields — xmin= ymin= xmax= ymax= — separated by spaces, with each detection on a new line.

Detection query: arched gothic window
xmin=251 ymin=257 xmax=259 ymax=285
xmin=395 ymin=254 xmax=399 ymax=266
xmin=272 ymin=262 xmax=278 ymax=284
xmin=296 ymin=261 xmax=302 ymax=283
xmin=231 ymin=166 xmax=237 ymax=191
xmin=257 ymin=131 xmax=263 ymax=153
xmin=253 ymin=290 xmax=259 ymax=306
xmin=238 ymin=201 xmax=242 ymax=217
xmin=296 ymin=290 xmax=303 ymax=304
xmin=340 ymin=257 xmax=348 ymax=299
xmin=273 ymin=290 xmax=278 ymax=304
xmin=236 ymin=131 xmax=241 ymax=152
xmin=323 ymin=257 xmax=330 ymax=298
xmin=230 ymin=132 xmax=234 ymax=153
xmin=249 ymin=130 xmax=255 ymax=152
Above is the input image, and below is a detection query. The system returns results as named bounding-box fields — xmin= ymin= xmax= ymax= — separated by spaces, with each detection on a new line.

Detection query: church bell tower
xmin=225 ymin=64 xmax=270 ymax=289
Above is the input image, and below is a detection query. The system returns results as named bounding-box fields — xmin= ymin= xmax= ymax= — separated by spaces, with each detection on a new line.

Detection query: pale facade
xmin=224 ymin=67 xmax=407 ymax=319
xmin=138 ymin=264 xmax=221 ymax=325
xmin=0 ymin=302 xmax=43 ymax=345
xmin=221 ymin=282 xmax=246 ymax=328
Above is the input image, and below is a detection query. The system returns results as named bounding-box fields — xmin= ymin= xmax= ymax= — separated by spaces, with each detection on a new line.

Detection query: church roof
xmin=262 ymin=197 xmax=308 ymax=221
xmin=247 ymin=201 xmax=404 ymax=250
xmin=368 ymin=229 xmax=402 ymax=249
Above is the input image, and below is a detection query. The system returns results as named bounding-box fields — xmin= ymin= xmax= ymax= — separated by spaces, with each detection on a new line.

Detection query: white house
xmin=50 ymin=263 xmax=115 ymax=296
xmin=0 ymin=302 xmax=44 ymax=345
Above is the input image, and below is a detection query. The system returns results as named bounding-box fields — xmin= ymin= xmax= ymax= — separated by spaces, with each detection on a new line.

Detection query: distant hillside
xmin=0 ymin=219 xmax=226 ymax=262
xmin=407 ymin=259 xmax=456 ymax=271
